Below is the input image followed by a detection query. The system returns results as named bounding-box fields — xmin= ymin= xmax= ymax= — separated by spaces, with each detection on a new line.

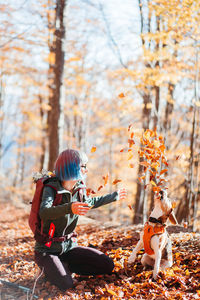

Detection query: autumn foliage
xmin=1 ymin=203 xmax=200 ymax=300
xmin=137 ymin=128 xmax=169 ymax=193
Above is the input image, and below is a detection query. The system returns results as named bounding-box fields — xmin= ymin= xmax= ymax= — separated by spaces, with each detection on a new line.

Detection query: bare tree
xmin=47 ymin=0 xmax=67 ymax=171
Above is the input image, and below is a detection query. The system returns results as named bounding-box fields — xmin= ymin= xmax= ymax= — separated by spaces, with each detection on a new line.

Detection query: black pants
xmin=34 ymin=246 xmax=114 ymax=291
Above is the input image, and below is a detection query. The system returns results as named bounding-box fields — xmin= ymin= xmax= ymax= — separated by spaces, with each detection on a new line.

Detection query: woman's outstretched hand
xmin=71 ymin=202 xmax=90 ymax=216
xmin=118 ymin=188 xmax=127 ymax=201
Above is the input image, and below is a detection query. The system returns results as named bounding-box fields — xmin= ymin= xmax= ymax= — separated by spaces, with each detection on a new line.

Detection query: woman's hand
xmin=118 ymin=188 xmax=127 ymax=201
xmin=71 ymin=202 xmax=90 ymax=216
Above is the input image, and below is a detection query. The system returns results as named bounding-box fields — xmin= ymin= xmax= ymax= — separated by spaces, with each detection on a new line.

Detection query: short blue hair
xmin=54 ymin=149 xmax=82 ymax=181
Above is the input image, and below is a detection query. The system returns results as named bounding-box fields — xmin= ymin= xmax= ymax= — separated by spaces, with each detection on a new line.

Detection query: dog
xmin=128 ymin=190 xmax=178 ymax=279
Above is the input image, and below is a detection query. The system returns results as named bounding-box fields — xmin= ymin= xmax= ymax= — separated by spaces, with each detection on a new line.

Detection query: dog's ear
xmin=169 ymin=211 xmax=178 ymax=225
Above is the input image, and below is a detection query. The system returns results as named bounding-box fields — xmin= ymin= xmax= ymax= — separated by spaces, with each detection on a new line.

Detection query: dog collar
xmin=149 ymin=217 xmax=163 ymax=225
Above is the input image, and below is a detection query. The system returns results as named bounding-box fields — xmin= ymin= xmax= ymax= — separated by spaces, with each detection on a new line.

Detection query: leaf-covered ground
xmin=0 ymin=203 xmax=200 ymax=300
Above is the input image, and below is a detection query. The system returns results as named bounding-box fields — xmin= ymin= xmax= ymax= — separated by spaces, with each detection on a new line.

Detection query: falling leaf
xmin=128 ymin=204 xmax=133 ymax=210
xmin=86 ymin=188 xmax=96 ymax=196
xmin=172 ymin=201 xmax=177 ymax=209
xmin=139 ymin=176 xmax=145 ymax=182
xmin=160 ymin=169 xmax=168 ymax=175
xmin=118 ymin=92 xmax=125 ymax=98
xmin=152 ymin=186 xmax=161 ymax=193
xmin=176 ymin=155 xmax=180 ymax=160
xmin=129 ymin=163 xmax=134 ymax=168
xmin=150 ymin=180 xmax=157 ymax=186
xmin=112 ymin=179 xmax=122 ymax=185
xmin=102 ymin=174 xmax=109 ymax=186
xmin=128 ymin=152 xmax=133 ymax=160
xmin=159 ymin=144 xmax=165 ymax=152
xmin=120 ymin=149 xmax=124 ymax=152
xmin=128 ymin=138 xmax=135 ymax=148
xmin=91 ymin=146 xmax=96 ymax=153
xmin=97 ymin=185 xmax=103 ymax=191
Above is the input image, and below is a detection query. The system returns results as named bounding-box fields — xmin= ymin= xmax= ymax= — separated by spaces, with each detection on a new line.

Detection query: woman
xmin=34 ymin=149 xmax=127 ymax=291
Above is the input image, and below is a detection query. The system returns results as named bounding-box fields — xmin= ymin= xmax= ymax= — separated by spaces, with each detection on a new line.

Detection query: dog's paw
xmin=128 ymin=256 xmax=136 ymax=264
xmin=153 ymin=270 xmax=159 ymax=280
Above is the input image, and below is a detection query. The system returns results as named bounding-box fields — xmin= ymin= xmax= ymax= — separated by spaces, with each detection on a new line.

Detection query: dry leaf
xmin=118 ymin=92 xmax=125 ymax=98
xmin=160 ymin=169 xmax=168 ymax=175
xmin=91 ymin=146 xmax=96 ymax=153
xmin=128 ymin=204 xmax=133 ymax=210
xmin=102 ymin=174 xmax=109 ymax=186
xmin=112 ymin=179 xmax=122 ymax=185
xmin=97 ymin=185 xmax=103 ymax=191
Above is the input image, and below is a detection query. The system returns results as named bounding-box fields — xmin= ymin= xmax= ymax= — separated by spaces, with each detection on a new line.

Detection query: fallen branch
xmin=0 ymin=280 xmax=38 ymax=299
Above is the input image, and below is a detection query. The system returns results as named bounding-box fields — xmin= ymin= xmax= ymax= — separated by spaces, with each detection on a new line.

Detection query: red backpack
xmin=29 ymin=176 xmax=62 ymax=243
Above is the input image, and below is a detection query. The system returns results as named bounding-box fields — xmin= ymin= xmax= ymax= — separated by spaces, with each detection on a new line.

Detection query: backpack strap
xmin=45 ymin=184 xmax=63 ymax=206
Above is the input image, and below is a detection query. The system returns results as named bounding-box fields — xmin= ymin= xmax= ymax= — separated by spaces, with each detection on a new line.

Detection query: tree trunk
xmin=133 ymin=0 xmax=151 ymax=224
xmin=47 ymin=0 xmax=66 ymax=171
xmin=39 ymin=95 xmax=47 ymax=171
xmin=134 ymin=94 xmax=151 ymax=224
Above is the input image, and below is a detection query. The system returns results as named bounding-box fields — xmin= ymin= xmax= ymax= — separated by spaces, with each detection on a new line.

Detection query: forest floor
xmin=0 ymin=203 xmax=200 ymax=300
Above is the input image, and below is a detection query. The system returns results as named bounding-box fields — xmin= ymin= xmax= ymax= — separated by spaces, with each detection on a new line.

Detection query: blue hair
xmin=55 ymin=149 xmax=82 ymax=181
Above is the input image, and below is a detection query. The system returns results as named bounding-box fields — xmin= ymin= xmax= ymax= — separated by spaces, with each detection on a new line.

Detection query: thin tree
xmin=47 ymin=0 xmax=67 ymax=171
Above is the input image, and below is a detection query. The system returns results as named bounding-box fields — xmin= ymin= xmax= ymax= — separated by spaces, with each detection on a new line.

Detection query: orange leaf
xmin=153 ymin=186 xmax=161 ymax=193
xmin=176 ymin=155 xmax=180 ymax=160
xmin=160 ymin=169 xmax=168 ymax=175
xmin=97 ymin=185 xmax=103 ymax=191
xmin=102 ymin=174 xmax=109 ymax=185
xmin=112 ymin=179 xmax=121 ymax=185
xmin=120 ymin=149 xmax=124 ymax=152
xmin=86 ymin=188 xmax=96 ymax=196
xmin=150 ymin=180 xmax=157 ymax=186
xmin=129 ymin=163 xmax=134 ymax=168
xmin=159 ymin=144 xmax=165 ymax=152
xmin=128 ymin=138 xmax=135 ymax=148
xmin=118 ymin=92 xmax=125 ymax=98
xmin=149 ymin=169 xmax=156 ymax=176
xmin=128 ymin=204 xmax=133 ymax=210
xmin=91 ymin=146 xmax=96 ymax=153
xmin=139 ymin=176 xmax=145 ymax=182
xmin=128 ymin=152 xmax=133 ymax=160
xmin=172 ymin=201 xmax=177 ymax=209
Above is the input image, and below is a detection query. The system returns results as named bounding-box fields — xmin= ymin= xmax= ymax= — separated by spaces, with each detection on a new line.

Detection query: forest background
xmin=0 ymin=0 xmax=199 ymax=230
